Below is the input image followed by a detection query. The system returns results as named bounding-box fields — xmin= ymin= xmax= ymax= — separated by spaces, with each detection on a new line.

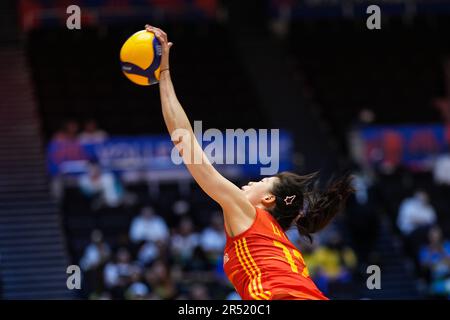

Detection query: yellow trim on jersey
xmin=273 ymin=240 xmax=298 ymax=273
xmin=293 ymin=249 xmax=310 ymax=277
xmin=242 ymin=238 xmax=272 ymax=300
xmin=271 ymin=222 xmax=287 ymax=239
xmin=234 ymin=240 xmax=260 ymax=300
xmin=236 ymin=239 xmax=262 ymax=300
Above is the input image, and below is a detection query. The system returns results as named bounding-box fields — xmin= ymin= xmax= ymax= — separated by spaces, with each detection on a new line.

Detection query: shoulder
xmin=225 ymin=207 xmax=279 ymax=241
xmin=222 ymin=203 xmax=257 ymax=238
xmin=255 ymin=207 xmax=284 ymax=232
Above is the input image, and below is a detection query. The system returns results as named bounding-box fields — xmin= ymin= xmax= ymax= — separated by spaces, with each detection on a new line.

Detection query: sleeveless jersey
xmin=223 ymin=207 xmax=328 ymax=300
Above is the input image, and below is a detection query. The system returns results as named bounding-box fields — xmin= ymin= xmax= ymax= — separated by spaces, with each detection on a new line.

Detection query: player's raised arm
xmin=146 ymin=25 xmax=256 ymax=235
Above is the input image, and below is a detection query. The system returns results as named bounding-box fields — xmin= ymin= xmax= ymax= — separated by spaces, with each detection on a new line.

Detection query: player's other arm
xmin=147 ymin=25 xmax=255 ymax=235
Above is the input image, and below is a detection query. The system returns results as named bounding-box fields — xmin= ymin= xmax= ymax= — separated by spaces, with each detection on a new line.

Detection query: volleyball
xmin=120 ymin=30 xmax=162 ymax=86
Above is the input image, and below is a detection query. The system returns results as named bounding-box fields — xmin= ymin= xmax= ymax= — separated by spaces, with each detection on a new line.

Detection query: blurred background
xmin=1 ymin=0 xmax=450 ymax=300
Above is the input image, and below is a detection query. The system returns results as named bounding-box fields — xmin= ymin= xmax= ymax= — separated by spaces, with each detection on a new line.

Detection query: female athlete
xmin=146 ymin=25 xmax=354 ymax=300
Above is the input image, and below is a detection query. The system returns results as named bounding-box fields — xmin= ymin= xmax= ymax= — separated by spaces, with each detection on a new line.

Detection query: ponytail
xmin=270 ymin=172 xmax=354 ymax=242
xmin=296 ymin=174 xmax=354 ymax=242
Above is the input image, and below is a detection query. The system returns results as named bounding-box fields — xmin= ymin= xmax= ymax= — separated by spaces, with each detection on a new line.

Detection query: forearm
xmin=159 ymin=71 xmax=194 ymax=135
xmin=158 ymin=73 xmax=229 ymax=202
xmin=148 ymin=24 xmax=255 ymax=236
xmin=159 ymin=70 xmax=207 ymax=167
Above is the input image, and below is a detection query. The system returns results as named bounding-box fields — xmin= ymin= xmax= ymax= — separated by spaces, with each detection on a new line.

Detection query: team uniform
xmin=223 ymin=207 xmax=328 ymax=300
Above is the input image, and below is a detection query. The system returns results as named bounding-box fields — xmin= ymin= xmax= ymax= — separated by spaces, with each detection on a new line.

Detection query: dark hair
xmin=269 ymin=171 xmax=354 ymax=242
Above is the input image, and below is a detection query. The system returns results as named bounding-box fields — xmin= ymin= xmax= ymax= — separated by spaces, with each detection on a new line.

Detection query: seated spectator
xmin=347 ymin=109 xmax=376 ymax=170
xmin=103 ymin=248 xmax=134 ymax=298
xmin=418 ymin=226 xmax=450 ymax=299
xmin=183 ymin=246 xmax=211 ymax=273
xmin=433 ymin=149 xmax=450 ymax=186
xmin=171 ymin=217 xmax=200 ymax=265
xmin=304 ymin=232 xmax=357 ymax=296
xmin=79 ymin=161 xmax=124 ymax=209
xmin=172 ymin=199 xmax=191 ymax=225
xmin=80 ymin=229 xmax=111 ymax=272
xmin=397 ymin=190 xmax=437 ymax=259
xmin=49 ymin=120 xmax=87 ymax=200
xmin=200 ymin=212 xmax=226 ymax=263
xmin=188 ymin=284 xmax=211 ymax=300
xmin=52 ymin=120 xmax=79 ymax=143
xmin=78 ymin=119 xmax=108 ymax=144
xmin=124 ymin=267 xmax=150 ymax=300
xmin=397 ymin=190 xmax=437 ymax=236
xmin=137 ymin=241 xmax=161 ymax=266
xmin=151 ymin=199 xmax=192 ymax=232
xmin=125 ymin=282 xmax=150 ymax=300
xmin=173 ymin=200 xmax=190 ymax=216
xmin=129 ymin=206 xmax=169 ymax=244
xmin=143 ymin=260 xmax=178 ymax=299
xmin=79 ymin=229 xmax=111 ymax=299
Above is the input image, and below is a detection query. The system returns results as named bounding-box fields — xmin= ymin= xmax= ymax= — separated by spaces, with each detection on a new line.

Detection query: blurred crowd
xmin=77 ymin=207 xmax=234 ymax=300
xmin=61 ymin=145 xmax=363 ymax=299
xmin=52 ymin=103 xmax=450 ymax=301
xmin=347 ymin=108 xmax=450 ymax=299
xmin=52 ymin=119 xmax=108 ymax=145
xmin=398 ymin=188 xmax=450 ymax=298
xmin=69 ymin=162 xmax=366 ymax=300
xmin=355 ymin=168 xmax=450 ymax=299
xmin=53 ymin=111 xmax=450 ymax=300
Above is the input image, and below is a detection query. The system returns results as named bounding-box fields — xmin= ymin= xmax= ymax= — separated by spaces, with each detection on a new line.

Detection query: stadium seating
xmin=0 ymin=47 xmax=74 ymax=299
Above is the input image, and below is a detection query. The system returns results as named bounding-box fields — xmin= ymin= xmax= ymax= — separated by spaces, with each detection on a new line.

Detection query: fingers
xmin=158 ymin=28 xmax=167 ymax=38
xmin=144 ymin=25 xmax=169 ymax=45
xmin=155 ymin=33 xmax=167 ymax=48
xmin=150 ymin=26 xmax=166 ymax=37
xmin=145 ymin=25 xmax=156 ymax=33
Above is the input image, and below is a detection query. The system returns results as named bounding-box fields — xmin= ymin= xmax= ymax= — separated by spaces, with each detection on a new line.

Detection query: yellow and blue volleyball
xmin=120 ymin=30 xmax=162 ymax=86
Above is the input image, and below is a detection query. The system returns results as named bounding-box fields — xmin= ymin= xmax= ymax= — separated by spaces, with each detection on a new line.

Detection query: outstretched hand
xmin=145 ymin=24 xmax=173 ymax=71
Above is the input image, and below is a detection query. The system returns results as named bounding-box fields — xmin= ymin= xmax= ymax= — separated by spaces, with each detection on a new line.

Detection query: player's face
xmin=241 ymin=176 xmax=279 ymax=205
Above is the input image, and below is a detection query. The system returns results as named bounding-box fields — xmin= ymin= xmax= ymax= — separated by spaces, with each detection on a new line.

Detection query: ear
xmin=261 ymin=194 xmax=276 ymax=207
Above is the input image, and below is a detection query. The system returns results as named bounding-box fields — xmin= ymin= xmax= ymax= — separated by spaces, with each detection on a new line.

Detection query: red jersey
xmin=223 ymin=207 xmax=328 ymax=300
